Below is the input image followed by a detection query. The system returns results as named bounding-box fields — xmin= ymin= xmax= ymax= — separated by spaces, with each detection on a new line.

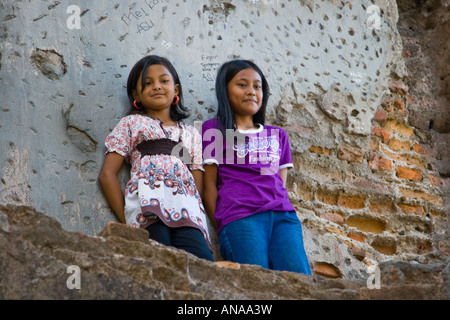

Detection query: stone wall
xmin=1 ymin=0 xmax=448 ymax=286
xmin=0 ymin=205 xmax=448 ymax=299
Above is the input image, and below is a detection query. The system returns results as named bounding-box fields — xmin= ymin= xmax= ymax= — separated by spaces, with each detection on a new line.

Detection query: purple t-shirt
xmin=202 ymin=119 xmax=296 ymax=233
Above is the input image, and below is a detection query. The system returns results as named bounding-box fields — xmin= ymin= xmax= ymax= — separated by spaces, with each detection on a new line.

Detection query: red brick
xmin=314 ymin=262 xmax=342 ymax=278
xmin=309 ymin=145 xmax=330 ymax=155
xmin=347 ymin=232 xmax=366 ymax=242
xmin=369 ymin=201 xmax=396 ymax=214
xmin=368 ymin=153 xmax=392 ymax=172
xmin=398 ymin=203 xmax=426 ymax=215
xmin=320 ymin=212 xmax=344 ymax=224
xmin=371 ymin=241 xmax=397 ymax=255
xmin=344 ymin=175 xmax=392 ymax=195
xmin=370 ymin=138 xmax=379 ymax=152
xmin=325 ymin=226 xmax=346 ymax=236
xmin=388 ymin=137 xmax=410 ymax=151
xmin=414 ymin=143 xmax=436 ymax=157
xmin=339 ymin=194 xmax=366 ymax=209
xmin=316 ymin=190 xmax=339 ymax=205
xmin=393 ymin=99 xmax=406 ymax=114
xmin=429 ymin=174 xmax=450 ymax=188
xmin=388 ymin=80 xmax=409 ymax=95
xmin=215 ymin=261 xmax=240 ymax=269
xmin=295 ymin=184 xmax=315 ymax=201
xmin=399 ymin=187 xmax=443 ymax=206
xmin=346 ymin=215 xmax=386 ymax=234
xmin=292 ymin=157 xmax=343 ymax=184
xmin=381 ymin=146 xmax=426 ymax=168
xmin=417 ymin=240 xmax=433 ymax=254
xmin=350 ymin=246 xmax=366 ymax=261
xmin=384 ymin=120 xmax=414 ymax=137
xmin=373 ymin=109 xmax=387 ymax=125
xmin=371 ymin=126 xmax=390 ymax=143
xmin=337 ymin=146 xmax=365 ymax=163
xmin=397 ymin=165 xmax=422 ymax=181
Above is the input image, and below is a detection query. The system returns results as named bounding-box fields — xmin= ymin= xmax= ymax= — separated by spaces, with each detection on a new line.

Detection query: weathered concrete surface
xmin=1 ymin=0 xmax=449 ymax=286
xmin=0 ymin=205 xmax=447 ymax=300
xmin=0 ymin=0 xmax=399 ymax=231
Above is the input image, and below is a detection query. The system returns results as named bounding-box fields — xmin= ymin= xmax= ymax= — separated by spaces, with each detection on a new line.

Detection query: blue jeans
xmin=218 ymin=210 xmax=311 ymax=274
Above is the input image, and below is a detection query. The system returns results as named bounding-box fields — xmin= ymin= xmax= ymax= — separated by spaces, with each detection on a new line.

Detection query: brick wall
xmin=280 ymin=0 xmax=450 ymax=278
xmin=283 ymin=77 xmax=448 ymax=278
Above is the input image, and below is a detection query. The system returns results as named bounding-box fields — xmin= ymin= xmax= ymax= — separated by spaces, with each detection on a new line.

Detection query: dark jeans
xmin=146 ymin=220 xmax=214 ymax=261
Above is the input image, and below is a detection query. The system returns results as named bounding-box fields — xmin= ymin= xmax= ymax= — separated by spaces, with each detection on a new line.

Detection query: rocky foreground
xmin=0 ymin=205 xmax=448 ymax=300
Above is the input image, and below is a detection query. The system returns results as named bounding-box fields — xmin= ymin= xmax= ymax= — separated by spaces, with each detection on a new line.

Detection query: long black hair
xmin=126 ymin=55 xmax=189 ymax=121
xmin=215 ymin=59 xmax=270 ymax=135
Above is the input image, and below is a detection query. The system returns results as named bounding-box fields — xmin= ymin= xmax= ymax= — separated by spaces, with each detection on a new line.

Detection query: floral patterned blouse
xmin=105 ymin=114 xmax=211 ymax=249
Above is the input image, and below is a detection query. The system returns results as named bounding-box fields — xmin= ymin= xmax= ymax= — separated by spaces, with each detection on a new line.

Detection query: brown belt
xmin=136 ymin=138 xmax=189 ymax=159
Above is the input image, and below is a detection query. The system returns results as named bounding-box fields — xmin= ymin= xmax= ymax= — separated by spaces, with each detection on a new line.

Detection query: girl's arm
xmin=98 ymin=152 xmax=126 ymax=223
xmin=202 ymin=164 xmax=218 ymax=229
xmin=280 ymin=167 xmax=288 ymax=188
xmin=190 ymin=127 xmax=204 ymax=196
xmin=190 ymin=169 xmax=204 ymax=196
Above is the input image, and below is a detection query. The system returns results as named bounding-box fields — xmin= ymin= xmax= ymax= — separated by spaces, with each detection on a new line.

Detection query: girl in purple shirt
xmin=202 ymin=60 xmax=311 ymax=274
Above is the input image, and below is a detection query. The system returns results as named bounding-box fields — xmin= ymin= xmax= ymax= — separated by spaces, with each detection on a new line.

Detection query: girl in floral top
xmin=98 ymin=55 xmax=213 ymax=261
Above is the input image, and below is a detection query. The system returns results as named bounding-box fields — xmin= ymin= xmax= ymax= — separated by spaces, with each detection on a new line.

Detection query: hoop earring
xmin=172 ymin=95 xmax=179 ymax=105
xmin=134 ymin=100 xmax=143 ymax=110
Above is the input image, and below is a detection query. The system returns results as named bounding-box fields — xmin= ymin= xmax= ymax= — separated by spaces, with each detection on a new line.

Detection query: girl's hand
xmin=98 ymin=152 xmax=126 ymax=223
